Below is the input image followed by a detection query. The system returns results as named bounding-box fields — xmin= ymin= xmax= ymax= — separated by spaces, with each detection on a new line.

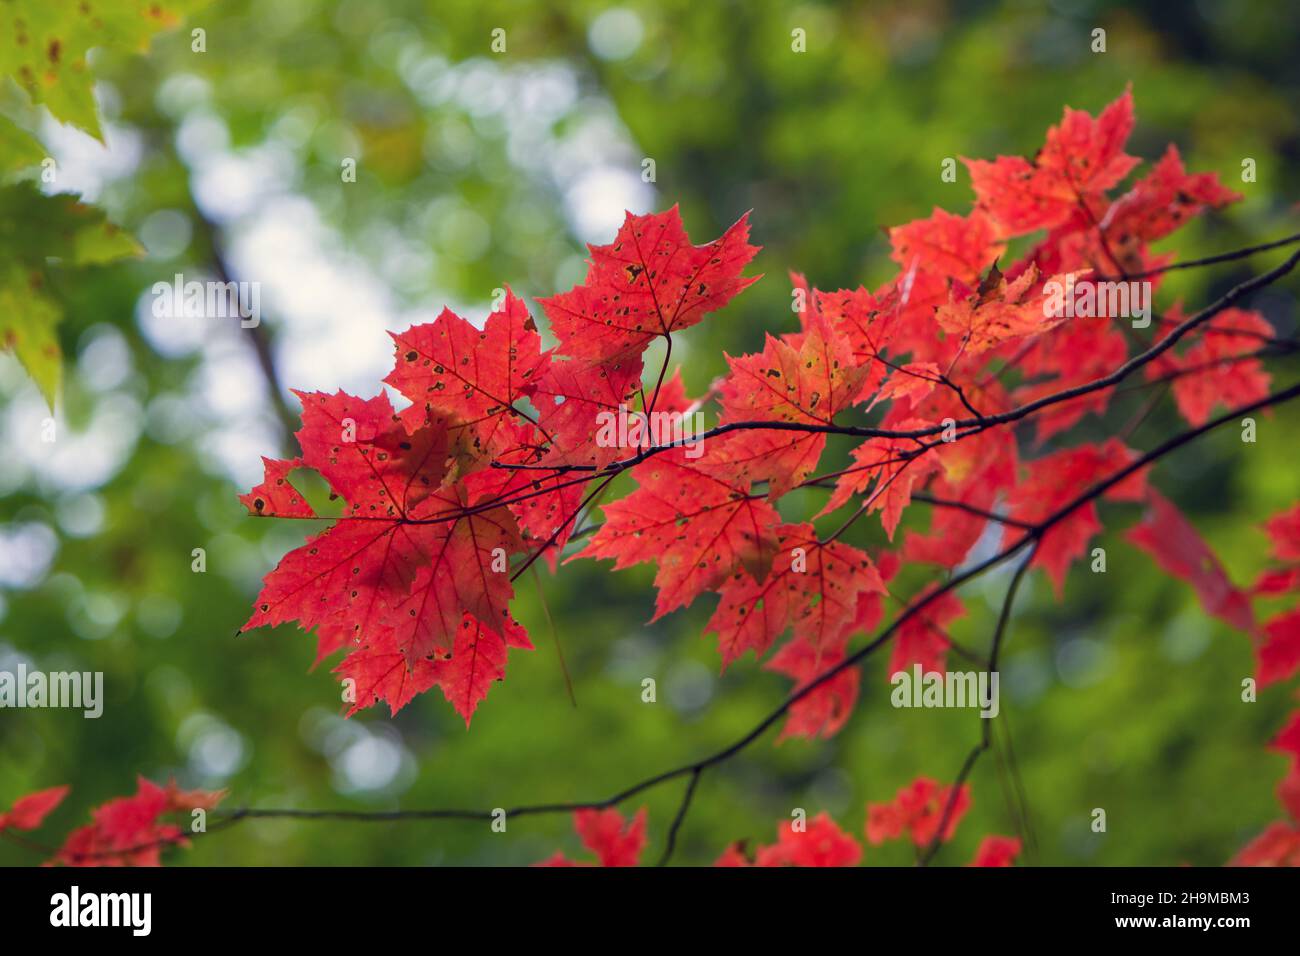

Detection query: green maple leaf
xmin=0 ymin=182 xmax=143 ymax=405
xmin=0 ymin=112 xmax=43 ymax=173
xmin=0 ymin=0 xmax=209 ymax=140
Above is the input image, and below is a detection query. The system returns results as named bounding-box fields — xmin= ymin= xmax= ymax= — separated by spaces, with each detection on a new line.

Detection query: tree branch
xmin=40 ymin=377 xmax=1299 ymax=866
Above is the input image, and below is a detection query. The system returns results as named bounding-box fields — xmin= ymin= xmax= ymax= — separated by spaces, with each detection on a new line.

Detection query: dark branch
xmin=44 ymin=379 xmax=1295 ymax=866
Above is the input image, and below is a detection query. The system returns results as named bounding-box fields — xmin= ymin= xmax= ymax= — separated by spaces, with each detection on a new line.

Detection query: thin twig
xmin=657 ymin=769 xmax=702 ymax=867
xmin=919 ymin=542 xmax=1038 ymax=866
xmin=531 ymin=564 xmax=576 ymax=708
xmin=1092 ymin=230 xmax=1300 ymax=282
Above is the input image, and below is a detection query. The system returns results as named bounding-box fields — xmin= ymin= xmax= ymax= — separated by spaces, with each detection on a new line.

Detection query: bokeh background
xmin=3 ymin=0 xmax=1299 ymax=865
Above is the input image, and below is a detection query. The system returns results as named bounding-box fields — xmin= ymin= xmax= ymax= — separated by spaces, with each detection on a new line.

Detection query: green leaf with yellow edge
xmin=0 ymin=0 xmax=209 ymax=141
xmin=0 ymin=182 xmax=143 ymax=405
xmin=0 ymin=112 xmax=44 ymax=174
xmin=0 ymin=263 xmax=61 ymax=401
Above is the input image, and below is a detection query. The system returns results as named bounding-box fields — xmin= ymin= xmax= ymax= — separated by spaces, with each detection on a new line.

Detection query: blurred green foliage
xmin=1 ymin=0 xmax=1298 ymax=866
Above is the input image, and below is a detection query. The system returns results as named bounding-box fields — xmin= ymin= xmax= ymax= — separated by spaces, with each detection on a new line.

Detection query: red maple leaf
xmin=538 ymin=807 xmax=648 ymax=866
xmin=0 ymin=785 xmax=69 ymax=832
xmin=1147 ymin=307 xmax=1274 ymax=427
xmin=240 ymin=389 xmax=529 ymax=721
xmin=1263 ymin=504 xmax=1300 ymax=562
xmin=240 ymin=457 xmax=314 ymax=518
xmin=752 ymin=812 xmax=862 ymax=867
xmin=888 ymin=588 xmax=966 ymax=678
xmin=384 ymin=288 xmax=550 ymax=449
xmin=575 ymin=807 xmax=647 ymax=867
xmin=1253 ymin=567 xmax=1300 ymax=598
xmin=821 ymin=417 xmax=943 ymax=540
xmin=966 ymin=89 xmax=1138 ymax=235
xmin=903 ymin=476 xmax=1003 ymax=568
xmin=936 ymin=262 xmax=1070 ymax=355
xmin=530 ymin=354 xmax=644 ymax=470
xmin=54 ymin=778 xmax=224 ymax=867
xmin=883 ymin=376 xmax=1018 ymax=490
xmin=1102 ymin=144 xmax=1241 ymax=249
xmin=889 ymin=208 xmax=1004 ymax=285
xmin=336 ymin=612 xmax=532 ymax=724
xmin=1230 ymin=822 xmax=1300 ymax=867
xmin=865 ymin=777 xmax=971 ymax=847
xmin=1014 ymin=317 xmax=1129 ymax=444
xmin=1005 ymin=438 xmax=1148 ymax=595
xmin=1267 ymin=711 xmax=1300 ymax=825
xmin=1270 ymin=711 xmax=1300 ymax=762
xmin=576 ymin=447 xmax=781 ymax=620
xmin=969 ymin=835 xmax=1022 ymax=867
xmin=765 ymin=638 xmax=860 ymax=741
xmin=1126 ymin=492 xmax=1254 ymax=633
xmin=718 ymin=306 xmax=873 ymax=497
xmin=713 ymin=842 xmax=753 ymax=866
xmin=539 ymin=206 xmax=759 ymax=364
xmin=874 ymin=361 xmax=942 ymax=407
xmin=462 ymin=422 xmax=587 ymax=569
xmin=1251 ymin=504 xmax=1300 ymax=598
xmin=817 ymin=283 xmax=900 ymax=370
xmin=705 ymin=522 xmax=885 ymax=669
xmin=1259 ymin=609 xmax=1300 ymax=688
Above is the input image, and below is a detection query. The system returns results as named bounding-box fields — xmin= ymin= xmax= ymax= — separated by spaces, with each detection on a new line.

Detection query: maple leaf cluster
xmin=239 ymin=206 xmax=760 ymax=724
xmin=536 ymin=807 xmax=648 ymax=867
xmin=594 ymin=90 xmax=1280 ymax=743
xmin=0 ymin=778 xmax=223 ymax=867
xmin=540 ymin=778 xmax=1020 ymax=867
xmin=1227 ymin=503 xmax=1300 ymax=866
xmin=237 ymin=87 xmax=1285 ymax=761
xmin=865 ymin=777 xmax=971 ymax=847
